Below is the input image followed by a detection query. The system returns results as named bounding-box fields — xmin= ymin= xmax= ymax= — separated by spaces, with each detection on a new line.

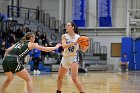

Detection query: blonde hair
xmin=21 ymin=32 xmax=34 ymax=43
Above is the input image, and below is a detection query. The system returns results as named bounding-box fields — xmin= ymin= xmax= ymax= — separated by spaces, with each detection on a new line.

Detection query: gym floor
xmin=0 ymin=71 xmax=140 ymax=93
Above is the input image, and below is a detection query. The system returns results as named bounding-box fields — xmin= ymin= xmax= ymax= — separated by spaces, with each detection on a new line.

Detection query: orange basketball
xmin=78 ymin=36 xmax=90 ymax=49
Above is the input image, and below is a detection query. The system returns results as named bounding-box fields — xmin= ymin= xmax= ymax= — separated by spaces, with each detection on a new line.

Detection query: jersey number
xmin=68 ymin=46 xmax=74 ymax=52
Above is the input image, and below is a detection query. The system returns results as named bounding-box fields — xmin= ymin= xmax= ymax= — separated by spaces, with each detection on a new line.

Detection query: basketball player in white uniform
xmin=56 ymin=22 xmax=87 ymax=93
xmin=61 ymin=33 xmax=80 ymax=68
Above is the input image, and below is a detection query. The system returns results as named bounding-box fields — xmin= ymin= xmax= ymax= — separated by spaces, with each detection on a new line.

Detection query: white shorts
xmin=60 ymin=56 xmax=79 ymax=69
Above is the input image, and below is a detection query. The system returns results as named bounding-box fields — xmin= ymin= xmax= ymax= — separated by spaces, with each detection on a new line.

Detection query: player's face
xmin=30 ymin=35 xmax=35 ymax=42
xmin=66 ymin=23 xmax=74 ymax=32
xmin=124 ymin=55 xmax=127 ymax=58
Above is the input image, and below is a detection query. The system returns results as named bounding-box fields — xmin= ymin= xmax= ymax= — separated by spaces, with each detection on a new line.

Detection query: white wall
xmin=0 ymin=0 xmax=9 ymax=14
xmin=65 ymin=0 xmax=72 ymax=23
xmin=133 ymin=0 xmax=140 ymax=9
xmin=136 ymin=0 xmax=140 ymax=8
xmin=21 ymin=0 xmax=40 ymax=9
xmin=112 ymin=0 xmax=127 ymax=27
xmin=20 ymin=0 xmax=60 ymax=20
xmin=41 ymin=0 xmax=59 ymax=19
xmin=91 ymin=35 xmax=122 ymax=65
xmin=16 ymin=0 xmax=140 ymax=28
xmin=87 ymin=0 xmax=97 ymax=27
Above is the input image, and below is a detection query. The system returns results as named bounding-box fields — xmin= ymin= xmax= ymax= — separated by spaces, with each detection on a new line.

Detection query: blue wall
xmin=134 ymin=38 xmax=140 ymax=70
xmin=121 ymin=37 xmax=134 ymax=70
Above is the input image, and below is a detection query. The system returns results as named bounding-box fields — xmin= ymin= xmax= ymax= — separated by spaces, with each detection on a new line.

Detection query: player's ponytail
xmin=21 ymin=37 xmax=26 ymax=43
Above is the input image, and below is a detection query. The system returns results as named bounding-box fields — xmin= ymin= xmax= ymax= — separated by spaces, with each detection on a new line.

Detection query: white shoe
xmin=33 ymin=70 xmax=37 ymax=75
xmin=37 ymin=70 xmax=40 ymax=74
xmin=126 ymin=69 xmax=128 ymax=71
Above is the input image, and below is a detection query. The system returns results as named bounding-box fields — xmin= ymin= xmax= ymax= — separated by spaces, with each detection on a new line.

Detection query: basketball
xmin=78 ymin=36 xmax=90 ymax=49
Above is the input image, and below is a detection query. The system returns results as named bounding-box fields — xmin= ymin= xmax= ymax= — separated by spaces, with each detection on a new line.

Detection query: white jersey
xmin=62 ymin=33 xmax=80 ymax=56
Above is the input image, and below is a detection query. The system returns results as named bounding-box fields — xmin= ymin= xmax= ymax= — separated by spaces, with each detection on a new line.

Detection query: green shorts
xmin=2 ymin=56 xmax=24 ymax=74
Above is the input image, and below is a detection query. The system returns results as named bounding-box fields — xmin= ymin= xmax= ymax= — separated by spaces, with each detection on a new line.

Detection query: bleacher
xmin=79 ymin=40 xmax=113 ymax=71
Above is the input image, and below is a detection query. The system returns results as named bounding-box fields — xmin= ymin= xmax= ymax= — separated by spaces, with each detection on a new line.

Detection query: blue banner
xmin=98 ymin=0 xmax=112 ymax=27
xmin=72 ymin=0 xmax=86 ymax=27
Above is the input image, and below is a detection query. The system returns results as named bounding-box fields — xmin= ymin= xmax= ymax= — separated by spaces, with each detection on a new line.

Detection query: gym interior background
xmin=0 ymin=0 xmax=140 ymax=71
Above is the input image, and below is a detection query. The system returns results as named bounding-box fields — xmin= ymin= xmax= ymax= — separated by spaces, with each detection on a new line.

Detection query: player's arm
xmin=61 ymin=34 xmax=77 ymax=49
xmin=28 ymin=42 xmax=61 ymax=52
xmin=4 ymin=44 xmax=15 ymax=58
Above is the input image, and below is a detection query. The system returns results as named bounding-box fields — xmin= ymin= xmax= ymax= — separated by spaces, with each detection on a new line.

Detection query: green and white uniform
xmin=2 ymin=41 xmax=30 ymax=73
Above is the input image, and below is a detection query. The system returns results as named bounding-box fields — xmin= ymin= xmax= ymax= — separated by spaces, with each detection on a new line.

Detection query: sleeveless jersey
xmin=63 ymin=33 xmax=80 ymax=56
xmin=8 ymin=41 xmax=30 ymax=60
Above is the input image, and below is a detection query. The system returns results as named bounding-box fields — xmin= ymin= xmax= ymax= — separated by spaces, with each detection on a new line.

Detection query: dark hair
xmin=123 ymin=53 xmax=127 ymax=55
xmin=70 ymin=22 xmax=78 ymax=34
xmin=21 ymin=32 xmax=34 ymax=43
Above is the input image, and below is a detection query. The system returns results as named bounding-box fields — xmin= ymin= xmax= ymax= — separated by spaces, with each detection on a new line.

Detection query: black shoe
xmin=56 ymin=90 xmax=61 ymax=93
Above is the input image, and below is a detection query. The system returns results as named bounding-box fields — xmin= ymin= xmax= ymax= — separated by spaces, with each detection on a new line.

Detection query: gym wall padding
xmin=121 ymin=37 xmax=134 ymax=70
xmin=134 ymin=38 xmax=140 ymax=70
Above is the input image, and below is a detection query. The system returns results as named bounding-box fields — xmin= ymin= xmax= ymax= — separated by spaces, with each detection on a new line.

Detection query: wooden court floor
xmin=0 ymin=71 xmax=140 ymax=93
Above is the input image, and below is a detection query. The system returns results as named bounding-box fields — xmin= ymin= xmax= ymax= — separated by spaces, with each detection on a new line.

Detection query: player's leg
xmin=36 ymin=58 xmax=40 ymax=74
xmin=56 ymin=65 xmax=68 ymax=93
xmin=33 ymin=58 xmax=37 ymax=74
xmin=121 ymin=63 xmax=127 ymax=72
xmin=16 ymin=68 xmax=33 ymax=93
xmin=126 ymin=62 xmax=129 ymax=71
xmin=70 ymin=62 xmax=84 ymax=93
xmin=0 ymin=72 xmax=14 ymax=92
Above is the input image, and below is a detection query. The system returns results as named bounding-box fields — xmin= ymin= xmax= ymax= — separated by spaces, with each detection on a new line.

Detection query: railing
xmin=49 ymin=17 xmax=55 ymax=30
xmin=8 ymin=5 xmax=38 ymax=20
xmin=100 ymin=46 xmax=107 ymax=60
xmin=7 ymin=5 xmax=62 ymax=33
xmin=93 ymin=42 xmax=101 ymax=56
xmin=44 ymin=13 xmax=50 ymax=27
xmin=39 ymin=10 xmax=45 ymax=23
xmin=92 ymin=42 xmax=107 ymax=60
xmin=55 ymin=20 xmax=61 ymax=32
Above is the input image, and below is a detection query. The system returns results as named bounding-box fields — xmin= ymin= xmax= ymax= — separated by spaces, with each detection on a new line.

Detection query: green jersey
xmin=8 ymin=41 xmax=30 ymax=60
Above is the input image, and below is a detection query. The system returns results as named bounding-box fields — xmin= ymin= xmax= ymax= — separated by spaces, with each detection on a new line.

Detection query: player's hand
xmin=73 ymin=38 xmax=80 ymax=45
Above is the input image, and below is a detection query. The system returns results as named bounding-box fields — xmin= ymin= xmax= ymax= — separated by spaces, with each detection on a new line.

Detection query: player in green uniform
xmin=0 ymin=32 xmax=61 ymax=93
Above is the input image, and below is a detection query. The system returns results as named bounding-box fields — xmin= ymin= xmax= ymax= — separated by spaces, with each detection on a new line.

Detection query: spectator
xmin=30 ymin=48 xmax=41 ymax=75
xmin=120 ymin=53 xmax=129 ymax=72
xmin=41 ymin=32 xmax=49 ymax=46
xmin=1 ymin=41 xmax=7 ymax=58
